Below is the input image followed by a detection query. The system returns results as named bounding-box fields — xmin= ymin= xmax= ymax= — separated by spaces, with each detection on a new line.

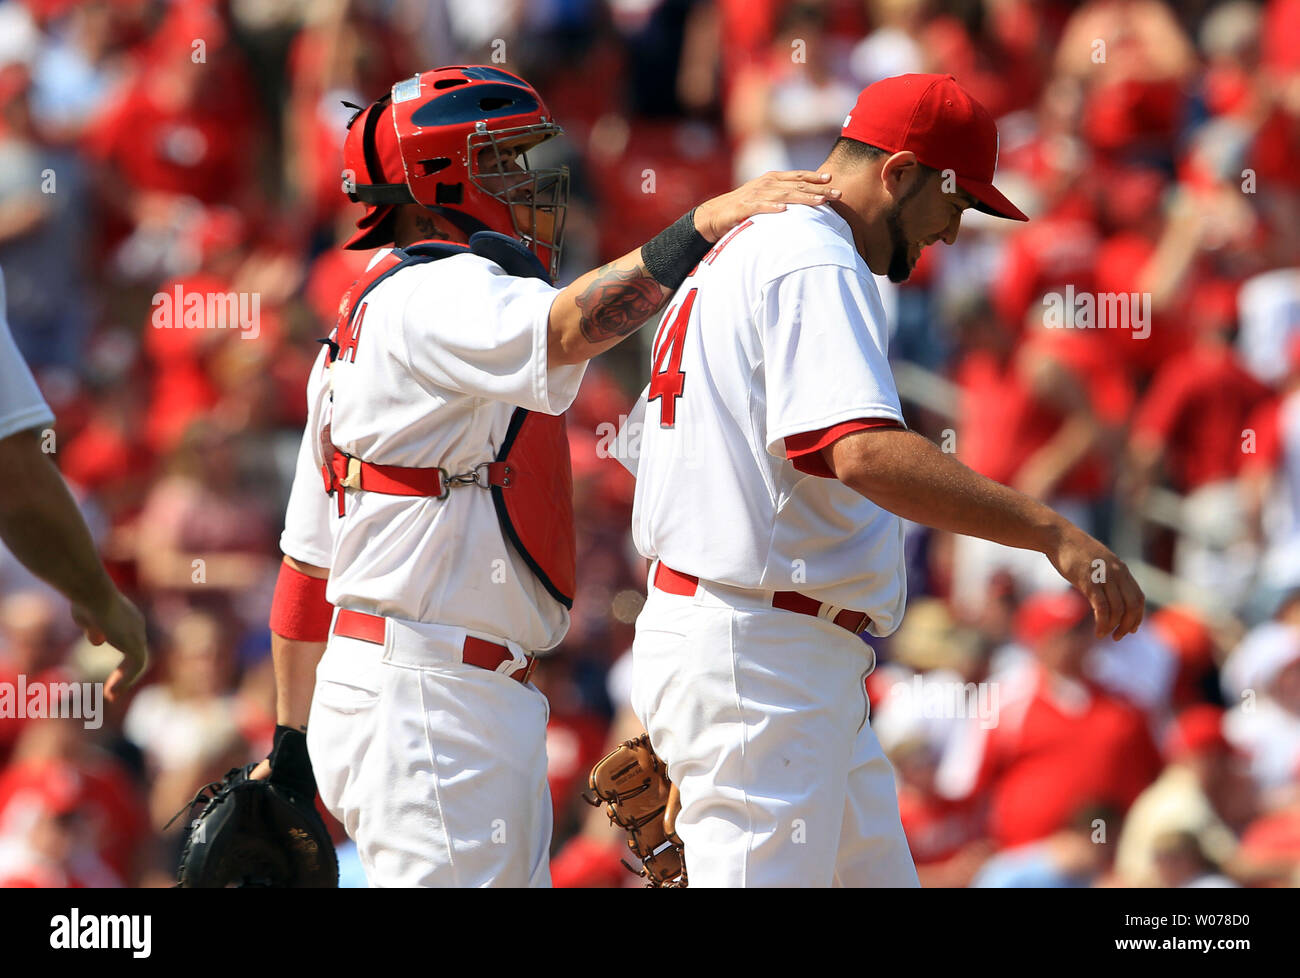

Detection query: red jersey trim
xmin=785 ymin=418 xmax=903 ymax=478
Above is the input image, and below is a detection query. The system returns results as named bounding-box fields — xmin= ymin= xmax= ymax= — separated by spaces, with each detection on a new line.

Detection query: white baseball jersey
xmin=628 ymin=205 xmax=908 ymax=636
xmin=280 ymin=249 xmax=586 ymax=652
xmin=0 ymin=267 xmax=55 ymax=441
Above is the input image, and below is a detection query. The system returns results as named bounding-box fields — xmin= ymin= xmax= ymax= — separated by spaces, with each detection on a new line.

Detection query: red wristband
xmin=269 ymin=560 xmax=332 ymax=642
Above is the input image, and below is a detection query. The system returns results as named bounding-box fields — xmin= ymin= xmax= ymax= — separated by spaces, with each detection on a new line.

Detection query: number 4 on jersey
xmin=649 ymin=288 xmax=697 ymax=428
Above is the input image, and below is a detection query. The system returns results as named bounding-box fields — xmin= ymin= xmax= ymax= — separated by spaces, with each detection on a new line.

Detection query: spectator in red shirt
xmin=1251 ymin=0 xmax=1300 ymax=199
xmin=0 ymin=590 xmax=74 ymax=765
xmin=915 ymin=13 xmax=1044 ymax=121
xmin=1054 ymin=0 xmax=1195 ymax=160
xmin=58 ymin=378 xmax=155 ymax=523
xmin=949 ymin=299 xmax=1130 ymax=614
xmin=1114 ymin=704 xmax=1257 ymax=886
xmin=0 ymin=767 xmax=121 ymax=888
xmin=892 ymin=735 xmax=991 ymax=887
xmin=0 ymin=719 xmax=149 ymax=885
xmin=956 ymin=300 xmax=1130 ymax=513
xmin=1127 ymin=280 xmax=1270 ymax=497
xmin=992 ymin=211 xmax=1100 ymax=334
xmin=82 ymin=1 xmax=262 ymax=249
xmin=948 ymin=591 xmax=1163 ymax=850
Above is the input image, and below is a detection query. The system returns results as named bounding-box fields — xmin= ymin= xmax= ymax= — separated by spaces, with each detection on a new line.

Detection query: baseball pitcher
xmin=625 ymin=74 xmax=1146 ymax=887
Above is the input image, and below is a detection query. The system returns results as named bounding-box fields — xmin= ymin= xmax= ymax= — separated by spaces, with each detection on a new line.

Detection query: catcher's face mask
xmin=468 ymin=124 xmax=569 ymax=281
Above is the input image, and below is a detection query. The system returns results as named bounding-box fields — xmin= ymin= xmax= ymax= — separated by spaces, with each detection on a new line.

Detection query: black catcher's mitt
xmin=174 ymin=726 xmax=338 ymax=888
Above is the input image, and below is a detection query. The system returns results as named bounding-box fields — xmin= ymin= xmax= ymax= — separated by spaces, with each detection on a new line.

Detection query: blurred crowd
xmin=0 ymin=0 xmax=1298 ymax=888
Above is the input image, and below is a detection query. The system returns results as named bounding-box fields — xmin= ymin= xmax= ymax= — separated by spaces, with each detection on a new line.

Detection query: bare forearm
xmin=832 ymin=429 xmax=1068 ymax=553
xmin=0 ymin=432 xmax=115 ymax=609
xmin=272 ymin=632 xmax=326 ymax=731
xmin=829 ymin=427 xmax=1145 ymax=638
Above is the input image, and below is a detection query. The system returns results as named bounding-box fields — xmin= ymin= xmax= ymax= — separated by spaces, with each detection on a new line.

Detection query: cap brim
xmin=957 ymin=175 xmax=1029 ymax=222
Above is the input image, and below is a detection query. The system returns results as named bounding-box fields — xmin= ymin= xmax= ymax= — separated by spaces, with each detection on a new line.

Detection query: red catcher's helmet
xmin=340 ymin=66 xmax=569 ymax=279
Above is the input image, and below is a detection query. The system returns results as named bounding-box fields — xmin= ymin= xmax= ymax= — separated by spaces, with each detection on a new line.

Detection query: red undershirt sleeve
xmin=784 ymin=418 xmax=904 ymax=478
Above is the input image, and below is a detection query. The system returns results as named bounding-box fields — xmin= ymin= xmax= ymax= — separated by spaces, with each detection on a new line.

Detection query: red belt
xmin=653 ymin=563 xmax=872 ymax=636
xmin=331 ymin=609 xmax=536 ymax=684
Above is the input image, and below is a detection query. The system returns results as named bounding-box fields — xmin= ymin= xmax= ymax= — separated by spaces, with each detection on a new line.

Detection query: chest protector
xmin=320 ymin=233 xmax=576 ymax=609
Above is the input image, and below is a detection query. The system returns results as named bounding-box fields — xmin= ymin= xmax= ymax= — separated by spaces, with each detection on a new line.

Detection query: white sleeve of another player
xmin=610 ymin=386 xmax=648 ymax=477
xmin=0 ymin=268 xmax=56 ymax=441
xmin=279 ymin=348 xmax=333 ymax=569
xmin=760 ymin=263 xmax=905 ymax=458
xmin=399 ymin=255 xmax=587 ymax=415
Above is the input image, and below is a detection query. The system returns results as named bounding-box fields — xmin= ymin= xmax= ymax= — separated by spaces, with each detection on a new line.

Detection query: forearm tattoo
xmin=575 ymin=261 xmax=670 ymax=342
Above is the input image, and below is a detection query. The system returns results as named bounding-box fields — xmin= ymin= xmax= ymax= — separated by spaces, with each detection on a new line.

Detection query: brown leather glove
xmin=586 ymin=734 xmax=686 ymax=888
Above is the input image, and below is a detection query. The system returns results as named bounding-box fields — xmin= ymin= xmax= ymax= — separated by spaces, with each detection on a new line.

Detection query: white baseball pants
xmin=306 ymin=614 xmax=552 ymax=887
xmin=631 ymin=568 xmax=919 ymax=888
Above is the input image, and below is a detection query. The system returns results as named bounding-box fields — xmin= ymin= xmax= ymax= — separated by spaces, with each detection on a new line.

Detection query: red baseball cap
xmin=1164 ymin=705 xmax=1235 ymax=761
xmin=841 ymin=73 xmax=1028 ymax=222
xmin=1016 ymin=590 xmax=1091 ymax=644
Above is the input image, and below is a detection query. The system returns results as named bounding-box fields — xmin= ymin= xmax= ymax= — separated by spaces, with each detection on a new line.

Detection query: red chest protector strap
xmin=319 ymin=238 xmax=577 ymax=610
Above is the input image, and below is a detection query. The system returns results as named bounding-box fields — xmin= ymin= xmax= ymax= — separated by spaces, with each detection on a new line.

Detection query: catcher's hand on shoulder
xmin=174 ymin=725 xmax=337 ymax=888
xmin=693 ymin=171 xmax=841 ymax=242
xmin=586 ymin=733 xmax=686 ymax=888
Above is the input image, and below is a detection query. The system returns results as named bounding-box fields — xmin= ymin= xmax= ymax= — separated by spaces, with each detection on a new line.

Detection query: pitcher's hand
xmin=1045 ymin=525 xmax=1145 ymax=640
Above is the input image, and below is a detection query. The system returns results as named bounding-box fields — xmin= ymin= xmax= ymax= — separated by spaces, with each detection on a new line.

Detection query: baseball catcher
xmin=258 ymin=62 xmax=839 ymax=887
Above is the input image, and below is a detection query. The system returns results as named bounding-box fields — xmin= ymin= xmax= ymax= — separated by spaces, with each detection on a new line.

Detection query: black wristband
xmin=268 ymin=724 xmax=317 ymax=801
xmin=642 ymin=208 xmax=712 ymax=290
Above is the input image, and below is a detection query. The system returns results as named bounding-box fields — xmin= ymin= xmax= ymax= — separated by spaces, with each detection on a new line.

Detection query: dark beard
xmin=885 ymin=204 xmax=912 ymax=283
xmin=884 ymin=172 xmax=932 ymax=283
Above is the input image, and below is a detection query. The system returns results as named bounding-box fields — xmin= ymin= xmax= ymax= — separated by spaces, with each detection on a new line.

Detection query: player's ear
xmin=880 ymin=151 xmax=920 ymax=198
